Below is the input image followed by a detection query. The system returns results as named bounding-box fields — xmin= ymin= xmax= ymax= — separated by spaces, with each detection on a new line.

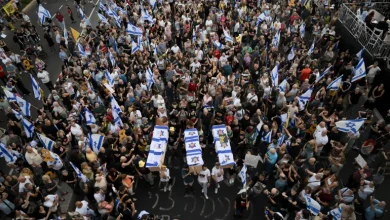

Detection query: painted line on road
xmin=215 ymin=198 xmax=231 ymax=220
xmin=204 ymin=197 xmax=215 ymax=218
xmin=51 ymin=5 xmax=64 ymax=18
xmin=152 ymin=193 xmax=159 ymax=209
xmin=9 ymin=169 xmax=14 ymax=175
xmin=184 ymin=194 xmax=196 ymax=213
xmin=199 ymin=197 xmax=206 ymax=216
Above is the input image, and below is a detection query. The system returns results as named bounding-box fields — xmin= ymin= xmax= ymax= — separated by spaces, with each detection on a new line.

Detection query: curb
xmin=22 ymin=0 xmax=36 ymax=13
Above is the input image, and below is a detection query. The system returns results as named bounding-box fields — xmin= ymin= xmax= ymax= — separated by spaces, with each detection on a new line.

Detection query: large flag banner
xmin=238 ymin=164 xmax=247 ymax=189
xmin=15 ymin=96 xmax=31 ymax=117
xmin=89 ymin=133 xmax=104 ymax=154
xmin=22 ymin=118 xmax=34 ymax=138
xmin=85 ymin=108 xmax=96 ymax=125
xmin=298 ymin=88 xmax=313 ymax=111
xmin=262 ymin=131 xmax=272 ymax=143
xmin=212 ymin=125 xmax=235 ymax=167
xmin=12 ymin=109 xmax=23 ymax=120
xmin=223 ymin=28 xmax=233 ymax=42
xmin=352 ymin=58 xmax=366 ymax=82
xmin=127 ymin=23 xmax=143 ymax=36
xmin=38 ymin=5 xmax=51 ymax=24
xmin=146 ymin=126 xmax=169 ymax=168
xmin=37 ymin=133 xmax=55 ymax=151
xmin=271 ymin=64 xmax=279 ymax=87
xmin=315 ymin=66 xmax=331 ymax=83
xmin=70 ymin=162 xmax=89 ymax=182
xmin=278 ymin=79 xmax=288 ymax=92
xmin=336 ymin=118 xmax=365 ymax=134
xmin=0 ymin=143 xmax=16 ymax=163
xmin=329 ymin=207 xmax=342 ymax=220
xmin=184 ymin=129 xmax=204 ymax=167
xmin=326 ymin=75 xmax=343 ymax=90
xmin=3 ymin=88 xmax=16 ymax=101
xmin=305 ymin=196 xmax=321 ymax=215
xmin=110 ymin=96 xmax=121 ymax=113
xmin=30 ymin=74 xmax=41 ymax=100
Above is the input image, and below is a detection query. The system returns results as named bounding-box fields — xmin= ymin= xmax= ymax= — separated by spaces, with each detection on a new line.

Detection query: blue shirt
xmin=365 ymin=199 xmax=384 ymax=220
xmin=267 ymin=151 xmax=278 ymax=164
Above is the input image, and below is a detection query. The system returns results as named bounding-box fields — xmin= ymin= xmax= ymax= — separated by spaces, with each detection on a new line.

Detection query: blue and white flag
xmin=15 ymin=96 xmax=31 ymax=117
xmin=184 ymin=129 xmax=204 ymax=166
xmin=138 ymin=36 xmax=144 ymax=51
xmin=300 ymin=23 xmax=306 ymax=38
xmin=127 ymin=23 xmax=143 ymax=36
xmin=113 ymin=40 xmax=119 ymax=53
xmin=105 ymin=70 xmax=114 ymax=86
xmin=131 ymin=40 xmax=139 ymax=54
xmin=3 ymin=88 xmax=16 ymax=101
xmin=97 ymin=13 xmax=109 ymax=25
xmin=112 ymin=105 xmax=123 ymax=127
xmin=307 ymin=40 xmax=315 ymax=56
xmin=356 ymin=48 xmax=364 ymax=60
xmin=192 ymin=29 xmax=196 ymax=43
xmin=278 ymin=79 xmax=288 ymax=92
xmin=287 ymin=47 xmax=295 ymax=61
xmin=78 ymin=6 xmax=85 ymax=19
xmin=271 ymin=64 xmax=279 ymax=87
xmin=37 ymin=133 xmax=55 ymax=151
xmin=272 ymin=30 xmax=281 ymax=47
xmin=70 ymin=162 xmax=89 ymax=182
xmin=213 ymin=41 xmax=225 ymax=50
xmin=305 ymin=195 xmax=321 ymax=215
xmin=336 ymin=118 xmax=365 ymax=134
xmin=224 ymin=28 xmax=233 ymax=42
xmin=108 ymin=51 xmax=116 ymax=66
xmin=149 ymin=0 xmax=157 ymax=8
xmin=329 ymin=207 xmax=342 ymax=220
xmin=142 ymin=10 xmax=154 ymax=24
xmin=111 ymin=96 xmax=122 ymax=113
xmin=262 ymin=131 xmax=272 ymax=143
xmin=78 ymin=43 xmax=86 ymax=57
xmin=63 ymin=21 xmax=68 ymax=44
xmin=146 ymin=68 xmax=155 ymax=91
xmin=256 ymin=13 xmax=266 ymax=26
xmin=30 ymin=74 xmax=41 ymax=100
xmin=89 ymin=133 xmax=104 ymax=154
xmin=12 ymin=109 xmax=22 ymax=120
xmin=99 ymin=2 xmax=107 ymax=12
xmin=315 ymin=66 xmax=331 ymax=83
xmin=85 ymin=108 xmax=96 ymax=125
xmin=352 ymin=58 xmax=366 ymax=82
xmin=238 ymin=164 xmax=247 ymax=189
xmin=0 ymin=143 xmax=16 ymax=163
xmin=277 ymin=134 xmax=286 ymax=147
xmin=298 ymin=88 xmax=313 ymax=111
xmin=22 ymin=118 xmax=34 ymax=138
xmin=326 ymin=75 xmax=343 ymax=90
xmin=38 ymin=5 xmax=51 ymax=24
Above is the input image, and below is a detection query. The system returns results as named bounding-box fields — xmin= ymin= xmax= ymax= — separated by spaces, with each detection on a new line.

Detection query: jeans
xmin=199 ymin=181 xmax=208 ymax=196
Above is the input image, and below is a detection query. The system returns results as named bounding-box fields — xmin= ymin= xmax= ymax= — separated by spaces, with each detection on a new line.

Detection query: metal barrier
xmin=338 ymin=3 xmax=390 ymax=59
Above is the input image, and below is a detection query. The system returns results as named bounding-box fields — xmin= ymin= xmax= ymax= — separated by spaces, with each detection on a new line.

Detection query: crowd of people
xmin=0 ymin=0 xmax=389 ymax=220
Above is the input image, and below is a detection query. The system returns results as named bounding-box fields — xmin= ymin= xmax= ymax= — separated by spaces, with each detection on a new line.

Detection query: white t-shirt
xmin=171 ymin=45 xmax=180 ymax=54
xmin=75 ymin=200 xmax=91 ymax=216
xmin=212 ymin=167 xmax=224 ymax=182
xmin=94 ymin=192 xmax=105 ymax=203
xmin=19 ymin=176 xmax=32 ymax=193
xmin=315 ymin=133 xmax=329 ymax=147
xmin=307 ymin=175 xmax=321 ymax=190
xmin=71 ymin=124 xmax=83 ymax=137
xmin=198 ymin=169 xmax=211 ymax=183
xmin=190 ymin=62 xmax=201 ymax=72
xmin=313 ymin=125 xmax=326 ymax=137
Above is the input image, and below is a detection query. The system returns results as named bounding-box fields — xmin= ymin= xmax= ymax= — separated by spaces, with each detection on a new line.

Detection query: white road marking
xmin=51 ymin=5 xmax=63 ymax=18
xmin=216 ymin=198 xmax=231 ymax=220
xmin=184 ymin=194 xmax=196 ymax=213
xmin=159 ymin=177 xmax=176 ymax=211
xmin=204 ymin=197 xmax=215 ymax=218
xmin=152 ymin=193 xmax=159 ymax=209
xmin=199 ymin=197 xmax=206 ymax=216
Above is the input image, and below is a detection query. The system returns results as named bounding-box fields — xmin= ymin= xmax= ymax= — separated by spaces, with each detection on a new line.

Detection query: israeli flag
xmin=127 ymin=23 xmax=143 ymax=36
xmin=256 ymin=13 xmax=266 ymax=26
xmin=84 ymin=108 xmax=96 ymax=125
xmin=112 ymin=106 xmax=123 ymax=127
xmin=336 ymin=118 xmax=365 ymax=134
xmin=22 ymin=118 xmax=34 ymax=138
xmin=3 ymin=88 xmax=16 ymax=101
xmin=105 ymin=70 xmax=114 ymax=86
xmin=271 ymin=64 xmax=279 ymax=87
xmin=149 ymin=0 xmax=157 ymax=8
xmin=97 ymin=13 xmax=109 ymax=25
xmin=0 ymin=143 xmax=16 ymax=163
xmin=38 ymin=5 xmax=51 ymax=24
xmin=70 ymin=162 xmax=89 ymax=183
xmin=329 ymin=207 xmax=342 ymax=220
xmin=238 ymin=164 xmax=247 ymax=189
xmin=192 ymin=29 xmax=196 ymax=43
xmin=138 ymin=36 xmax=144 ymax=51
xmin=300 ymin=23 xmax=306 ymax=38
xmin=315 ymin=66 xmax=331 ymax=83
xmin=272 ymin=30 xmax=281 ymax=47
xmin=30 ymin=74 xmax=41 ymax=100
xmin=278 ymin=79 xmax=288 ymax=92
xmin=111 ymin=96 xmax=122 ymax=113
xmin=142 ymin=10 xmax=154 ymax=24
xmin=63 ymin=22 xmax=68 ymax=45
xmin=287 ymin=47 xmax=295 ymax=61
xmin=298 ymin=88 xmax=313 ymax=111
xmin=352 ymin=58 xmax=366 ymax=82
xmin=224 ymin=29 xmax=233 ymax=43
xmin=108 ymin=51 xmax=116 ymax=66
xmin=78 ymin=43 xmax=86 ymax=57
xmin=305 ymin=196 xmax=321 ymax=215
xmin=131 ymin=40 xmax=139 ymax=54
xmin=213 ymin=41 xmax=225 ymax=50
xmin=78 ymin=6 xmax=85 ymax=19
xmin=307 ymin=40 xmax=315 ymax=56
xmin=15 ymin=96 xmax=31 ymax=117
xmin=262 ymin=131 xmax=272 ymax=143
xmin=89 ymin=133 xmax=104 ymax=154
xmin=12 ymin=109 xmax=23 ymax=120
xmin=99 ymin=2 xmax=107 ymax=12
xmin=113 ymin=40 xmax=119 ymax=53
xmin=326 ymin=75 xmax=343 ymax=90
xmin=37 ymin=133 xmax=55 ymax=151
xmin=356 ymin=48 xmax=364 ymax=60
xmin=146 ymin=68 xmax=155 ymax=91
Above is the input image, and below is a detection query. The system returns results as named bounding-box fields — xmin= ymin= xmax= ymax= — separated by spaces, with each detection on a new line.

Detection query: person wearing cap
xmin=234 ymin=192 xmax=250 ymax=218
xmin=198 ymin=165 xmax=211 ymax=199
xmin=135 ymin=160 xmax=154 ymax=186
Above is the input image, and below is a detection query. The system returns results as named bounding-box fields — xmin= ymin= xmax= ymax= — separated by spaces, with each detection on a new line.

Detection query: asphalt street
xmin=0 ymin=1 xmax=389 ymax=220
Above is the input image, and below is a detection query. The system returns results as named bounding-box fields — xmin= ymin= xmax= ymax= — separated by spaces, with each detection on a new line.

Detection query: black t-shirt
xmin=350 ymin=92 xmax=362 ymax=104
xmin=235 ymin=195 xmax=247 ymax=208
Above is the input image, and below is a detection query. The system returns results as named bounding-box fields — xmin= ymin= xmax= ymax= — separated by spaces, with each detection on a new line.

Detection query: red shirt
xmin=188 ymin=83 xmax=197 ymax=93
xmin=67 ymin=8 xmax=72 ymax=15
xmin=226 ymin=115 xmax=234 ymax=125
xmin=213 ymin=49 xmax=221 ymax=59
xmin=56 ymin=13 xmax=64 ymax=22
xmin=300 ymin=68 xmax=312 ymax=81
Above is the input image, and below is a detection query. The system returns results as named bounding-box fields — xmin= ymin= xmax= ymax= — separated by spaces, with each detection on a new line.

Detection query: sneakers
xmin=168 ymin=185 xmax=172 ymax=191
xmin=205 ymin=195 xmax=209 ymax=199
xmin=352 ymin=146 xmax=360 ymax=150
xmin=217 ymin=184 xmax=220 ymax=188
xmin=164 ymin=187 xmax=167 ymax=192
xmin=215 ymin=188 xmax=218 ymax=194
